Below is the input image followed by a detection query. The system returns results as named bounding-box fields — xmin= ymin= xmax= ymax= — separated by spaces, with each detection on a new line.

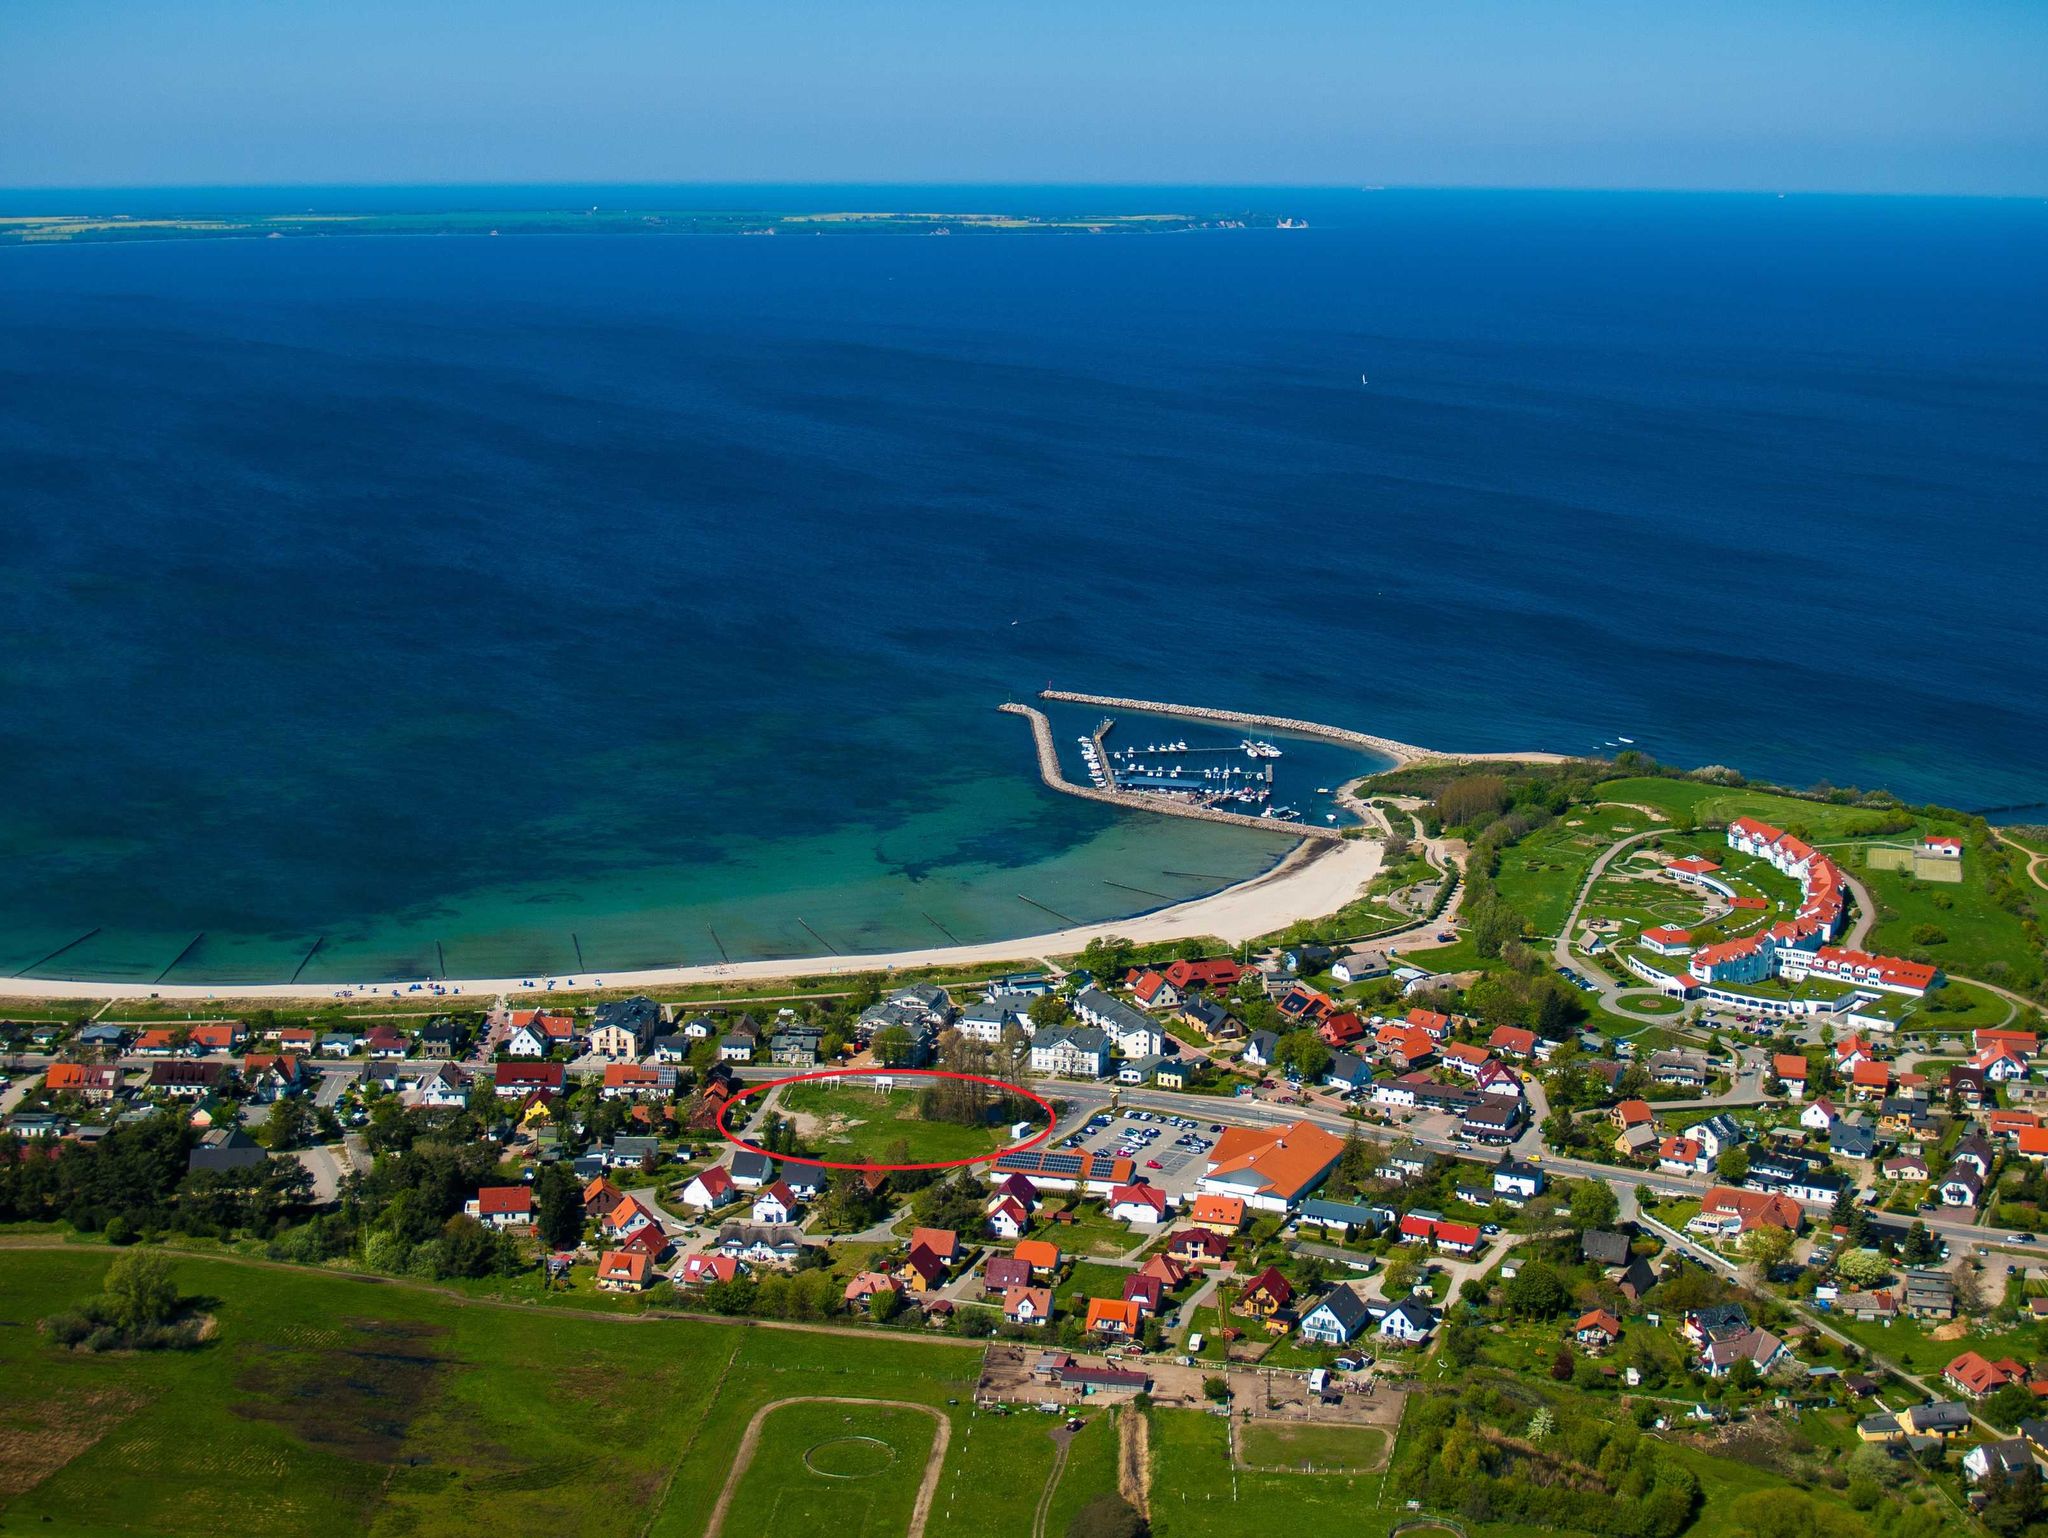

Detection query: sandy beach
xmin=0 ymin=833 xmax=1390 ymax=1005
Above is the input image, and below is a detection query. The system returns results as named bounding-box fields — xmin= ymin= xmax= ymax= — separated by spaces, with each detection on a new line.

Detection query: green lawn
xmin=1492 ymin=804 xmax=1655 ymax=937
xmin=1855 ymin=845 xmax=2044 ymax=992
xmin=777 ymin=1079 xmax=1040 ymax=1165
xmin=0 ymin=1247 xmax=988 ymax=1538
xmin=1056 ymin=1260 xmax=1138 ymax=1313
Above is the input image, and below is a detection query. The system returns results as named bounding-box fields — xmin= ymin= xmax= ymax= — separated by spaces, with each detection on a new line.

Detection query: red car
xmin=1145 ymin=1159 xmax=1163 ymax=1170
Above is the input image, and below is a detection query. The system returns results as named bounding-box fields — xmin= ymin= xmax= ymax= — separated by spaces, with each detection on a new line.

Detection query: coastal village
xmin=3 ymin=751 xmax=2045 ymax=1537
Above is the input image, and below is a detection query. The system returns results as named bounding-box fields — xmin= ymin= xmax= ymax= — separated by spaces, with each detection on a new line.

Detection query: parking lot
xmin=1052 ymin=1109 xmax=1223 ymax=1200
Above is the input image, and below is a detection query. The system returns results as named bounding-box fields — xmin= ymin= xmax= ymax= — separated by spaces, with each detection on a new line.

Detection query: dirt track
xmin=700 ymin=1395 xmax=952 ymax=1538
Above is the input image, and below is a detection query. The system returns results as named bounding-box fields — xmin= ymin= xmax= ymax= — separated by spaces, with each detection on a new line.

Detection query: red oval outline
xmin=715 ymin=1066 xmax=1057 ymax=1172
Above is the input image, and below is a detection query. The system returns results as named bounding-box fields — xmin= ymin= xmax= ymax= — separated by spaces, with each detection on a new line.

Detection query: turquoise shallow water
xmin=0 ymin=188 xmax=2042 ymax=982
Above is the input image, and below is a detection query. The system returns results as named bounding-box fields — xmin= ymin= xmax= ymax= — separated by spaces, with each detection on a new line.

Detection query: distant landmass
xmin=0 ymin=205 xmax=1292 ymax=245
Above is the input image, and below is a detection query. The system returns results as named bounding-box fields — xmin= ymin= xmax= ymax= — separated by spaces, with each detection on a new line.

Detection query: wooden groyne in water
xmin=998 ymin=703 xmax=1345 ymax=841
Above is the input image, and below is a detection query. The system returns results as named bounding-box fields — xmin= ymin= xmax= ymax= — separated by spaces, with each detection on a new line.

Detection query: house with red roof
xmin=1405 ymin=1008 xmax=1453 ymax=1041
xmin=1441 ymin=1041 xmax=1492 ymax=1078
xmin=1773 ymin=1055 xmax=1810 ymax=1098
xmin=1658 ymin=1137 xmax=1706 ymax=1175
xmin=1373 ymin=1023 xmax=1436 ymax=1070
xmin=1121 ymin=1272 xmax=1165 ymax=1314
xmin=751 ymin=1180 xmax=800 ymax=1226
xmin=680 ymin=1165 xmax=736 ymax=1210
xmin=1849 ymin=1061 xmax=1893 ymax=1099
xmin=1004 ymin=1286 xmax=1053 ymax=1327
xmin=1318 ymin=1012 xmax=1368 ymax=1050
xmin=1488 ymin=1025 xmax=1538 ymax=1060
xmin=1129 ymin=971 xmax=1181 ymax=1011
xmin=1108 ymin=1182 xmax=1172 ymax=1225
xmin=1085 ymin=1297 xmax=1144 ymax=1338
xmin=1946 ymin=1351 xmax=2029 ymax=1400
xmin=987 ymin=1196 xmax=1031 ymax=1240
xmin=1162 ymin=957 xmax=1246 ymax=993
xmin=1168 ymin=1228 xmax=1231 ymax=1264
xmin=596 ymin=1250 xmax=653 ymax=1292
xmin=1233 ymin=1266 xmax=1294 ymax=1323
xmin=684 ymin=1253 xmax=745 ymax=1287
xmin=190 ymin=1022 xmax=248 ymax=1054
xmin=493 ymin=1061 xmax=565 ymax=1097
xmin=465 ymin=1186 xmax=534 ymax=1229
xmin=1397 ymin=1214 xmax=1481 ymax=1254
xmin=43 ymin=1063 xmax=122 ymax=1104
xmin=1698 ymin=1186 xmax=1802 ymax=1234
xmin=1574 ymin=1309 xmax=1622 ymax=1348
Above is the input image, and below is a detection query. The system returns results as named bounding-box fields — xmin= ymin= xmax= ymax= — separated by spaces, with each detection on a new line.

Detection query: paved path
xmin=701 ymin=1396 xmax=951 ymax=1538
xmin=1993 ymin=828 xmax=2048 ymax=896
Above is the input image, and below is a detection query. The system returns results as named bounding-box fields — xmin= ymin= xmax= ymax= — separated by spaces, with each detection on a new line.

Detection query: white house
xmin=1107 ymin=1182 xmax=1172 ymax=1226
xmin=679 ymin=1166 xmax=737 ymax=1210
xmin=1375 ymin=1299 xmax=1438 ymax=1342
xmin=1072 ymin=988 xmax=1164 ymax=1058
xmin=751 ymin=1180 xmax=799 ymax=1226
xmin=1028 ymin=1026 xmax=1111 ymax=1078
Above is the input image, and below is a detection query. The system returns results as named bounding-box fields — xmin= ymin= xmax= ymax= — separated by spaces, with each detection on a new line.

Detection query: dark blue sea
xmin=2 ymin=187 xmax=2043 ymax=983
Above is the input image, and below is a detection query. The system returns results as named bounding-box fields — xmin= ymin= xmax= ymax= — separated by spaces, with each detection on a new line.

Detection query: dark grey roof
xmin=1305 ymin=1285 xmax=1372 ymax=1335
xmin=1582 ymin=1230 xmax=1633 ymax=1266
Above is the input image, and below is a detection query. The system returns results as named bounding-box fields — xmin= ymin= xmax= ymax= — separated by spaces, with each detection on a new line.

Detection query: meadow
xmin=0 ymin=1246 xmax=1122 ymax=1538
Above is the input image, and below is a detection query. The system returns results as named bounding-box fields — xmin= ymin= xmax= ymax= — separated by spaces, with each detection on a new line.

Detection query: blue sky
xmin=4 ymin=0 xmax=2043 ymax=193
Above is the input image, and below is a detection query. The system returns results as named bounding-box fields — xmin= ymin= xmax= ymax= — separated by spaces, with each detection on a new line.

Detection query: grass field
xmin=1591 ymin=778 xmax=1966 ymax=842
xmin=0 ymin=1247 xmax=996 ymax=1538
xmin=1148 ymin=1408 xmax=1404 ymax=1537
xmin=777 ymin=1079 xmax=1039 ymax=1165
xmin=714 ymin=1399 xmax=938 ymax=1538
xmin=1236 ymin=1420 xmax=1388 ymax=1472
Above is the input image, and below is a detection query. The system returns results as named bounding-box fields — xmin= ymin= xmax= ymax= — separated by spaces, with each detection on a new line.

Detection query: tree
xmin=1984 ymin=1381 xmax=2039 ymax=1431
xmin=1564 ymin=1178 xmax=1618 ymax=1232
xmin=1550 ymin=1344 xmax=1575 ymax=1381
xmin=1029 ymin=994 xmax=1071 ymax=1031
xmin=1202 ymin=1375 xmax=1229 ymax=1403
xmin=1274 ymin=1030 xmax=1330 ymax=1085
xmin=869 ymin=1286 xmax=903 ymax=1324
xmin=1503 ymin=1261 xmax=1571 ymax=1319
xmin=261 ymin=1096 xmax=315 ymax=1152
xmin=533 ymin=1162 xmax=584 ymax=1251
xmin=1065 ymin=1493 xmax=1145 ymax=1538
xmin=1717 ymin=1146 xmax=1750 ymax=1183
xmin=101 ymin=1249 xmax=178 ymax=1333
xmin=1834 ymin=1247 xmax=1889 ymax=1287
xmin=1742 ymin=1224 xmax=1794 ymax=1275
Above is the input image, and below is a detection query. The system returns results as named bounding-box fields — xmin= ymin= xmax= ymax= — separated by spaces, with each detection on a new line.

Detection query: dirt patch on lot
xmin=231 ymin=1316 xmax=449 ymax=1464
xmin=0 ymin=1384 xmax=151 ymax=1496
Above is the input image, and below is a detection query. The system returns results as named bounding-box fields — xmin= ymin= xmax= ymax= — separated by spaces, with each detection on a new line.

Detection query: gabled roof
xmin=1203 ymin=1119 xmax=1343 ymax=1201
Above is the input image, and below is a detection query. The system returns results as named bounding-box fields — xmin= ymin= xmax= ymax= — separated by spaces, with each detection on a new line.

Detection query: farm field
xmin=774 ymin=1078 xmax=1041 ymax=1166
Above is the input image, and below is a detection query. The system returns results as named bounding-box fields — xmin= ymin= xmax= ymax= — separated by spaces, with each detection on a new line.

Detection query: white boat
xmin=1618 ymin=736 xmax=1635 ymax=744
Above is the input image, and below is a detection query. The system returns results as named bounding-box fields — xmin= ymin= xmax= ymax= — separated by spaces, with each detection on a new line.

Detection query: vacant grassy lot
xmin=777 ymin=1079 xmax=1038 ymax=1165
xmin=1237 ymin=1419 xmax=1388 ymax=1472
xmin=0 ymin=1247 xmax=990 ymax=1538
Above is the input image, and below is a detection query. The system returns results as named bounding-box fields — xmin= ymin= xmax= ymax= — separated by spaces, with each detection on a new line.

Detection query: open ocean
xmin=1 ymin=187 xmax=2043 ymax=984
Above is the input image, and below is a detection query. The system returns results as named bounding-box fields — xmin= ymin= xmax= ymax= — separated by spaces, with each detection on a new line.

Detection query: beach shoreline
xmin=0 ymin=833 xmax=1389 ymax=1005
